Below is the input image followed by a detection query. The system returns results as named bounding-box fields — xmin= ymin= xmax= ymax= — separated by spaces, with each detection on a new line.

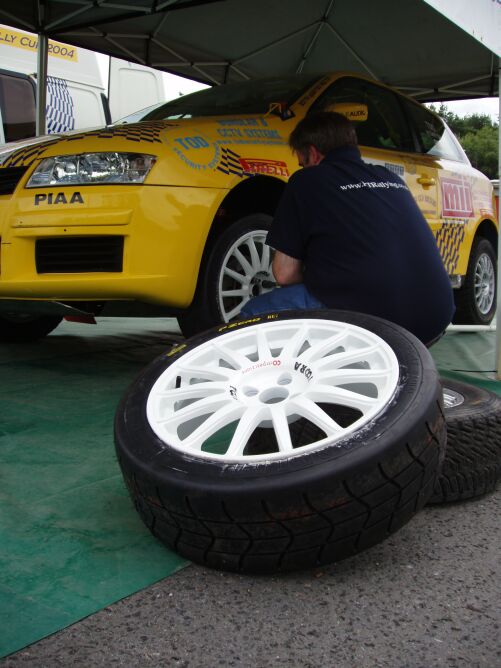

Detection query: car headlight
xmin=25 ymin=152 xmax=156 ymax=187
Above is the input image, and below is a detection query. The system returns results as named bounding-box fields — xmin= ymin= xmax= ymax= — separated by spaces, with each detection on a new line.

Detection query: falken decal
xmin=440 ymin=177 xmax=474 ymax=218
xmin=34 ymin=191 xmax=84 ymax=205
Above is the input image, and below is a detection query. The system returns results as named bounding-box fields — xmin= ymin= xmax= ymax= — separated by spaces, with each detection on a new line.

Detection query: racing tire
xmin=453 ymin=237 xmax=497 ymax=325
xmin=428 ymin=378 xmax=501 ymax=504
xmin=177 ymin=214 xmax=274 ymax=338
xmin=115 ymin=310 xmax=446 ymax=574
xmin=0 ymin=314 xmax=63 ymax=342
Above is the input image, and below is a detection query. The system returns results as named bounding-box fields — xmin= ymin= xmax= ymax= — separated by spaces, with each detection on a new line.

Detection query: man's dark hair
xmin=289 ymin=111 xmax=358 ymax=156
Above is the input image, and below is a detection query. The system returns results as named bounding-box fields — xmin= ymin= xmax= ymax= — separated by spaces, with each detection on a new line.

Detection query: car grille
xmin=0 ymin=166 xmax=28 ymax=195
xmin=36 ymin=236 xmax=124 ymax=273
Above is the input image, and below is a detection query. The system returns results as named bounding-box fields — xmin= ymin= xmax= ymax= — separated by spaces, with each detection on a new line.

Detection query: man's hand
xmin=272 ymin=250 xmax=303 ymax=285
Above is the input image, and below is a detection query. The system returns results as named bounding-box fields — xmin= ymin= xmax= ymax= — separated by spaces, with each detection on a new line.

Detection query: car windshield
xmin=117 ymin=74 xmax=321 ymax=122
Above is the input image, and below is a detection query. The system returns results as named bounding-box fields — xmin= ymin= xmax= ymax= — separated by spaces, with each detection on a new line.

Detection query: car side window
xmin=400 ymin=98 xmax=467 ymax=162
xmin=309 ymin=76 xmax=413 ymax=152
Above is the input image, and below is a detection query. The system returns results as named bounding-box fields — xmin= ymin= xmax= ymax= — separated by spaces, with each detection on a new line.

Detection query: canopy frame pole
xmin=35 ymin=32 xmax=48 ymax=137
xmin=496 ymin=57 xmax=501 ymax=378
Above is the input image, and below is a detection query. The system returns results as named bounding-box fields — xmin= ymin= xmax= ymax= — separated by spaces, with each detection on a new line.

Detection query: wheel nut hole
xmin=259 ymin=387 xmax=289 ymax=404
xmin=277 ymin=373 xmax=292 ymax=386
xmin=242 ymin=386 xmax=258 ymax=397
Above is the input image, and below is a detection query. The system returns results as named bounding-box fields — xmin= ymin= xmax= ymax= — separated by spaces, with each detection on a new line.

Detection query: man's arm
xmin=272 ymin=250 xmax=303 ymax=285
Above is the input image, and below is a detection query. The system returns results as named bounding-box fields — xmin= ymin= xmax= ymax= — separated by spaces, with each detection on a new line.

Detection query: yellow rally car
xmin=0 ymin=72 xmax=497 ymax=340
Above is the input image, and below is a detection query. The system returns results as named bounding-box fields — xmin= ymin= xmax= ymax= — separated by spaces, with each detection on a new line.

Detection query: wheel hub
xmin=229 ymin=361 xmax=309 ymax=407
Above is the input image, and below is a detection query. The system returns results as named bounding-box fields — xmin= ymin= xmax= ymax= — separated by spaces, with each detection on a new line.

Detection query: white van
xmin=0 ymin=25 xmax=109 ymax=142
xmin=0 ymin=24 xmax=169 ymax=143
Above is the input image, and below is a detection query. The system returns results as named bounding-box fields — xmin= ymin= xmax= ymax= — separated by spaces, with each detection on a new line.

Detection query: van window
xmin=310 ymin=76 xmax=413 ymax=152
xmin=400 ymin=98 xmax=467 ymax=162
xmin=0 ymin=72 xmax=36 ymax=142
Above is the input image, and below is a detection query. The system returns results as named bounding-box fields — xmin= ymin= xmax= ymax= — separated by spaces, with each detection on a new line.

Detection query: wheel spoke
xmin=280 ymin=322 xmax=309 ymax=358
xmin=212 ymin=340 xmax=253 ymax=370
xmin=261 ymin=244 xmax=271 ymax=271
xmin=233 ymin=248 xmax=253 ymax=276
xmin=315 ymin=368 xmax=391 ymax=385
xmin=270 ymin=406 xmax=294 ymax=452
xmin=225 ymin=405 xmax=265 ymax=457
xmin=156 ymin=382 xmax=227 ymax=400
xmin=224 ymin=266 xmax=247 ymax=283
xmin=299 ymin=330 xmax=348 ymax=363
xmin=226 ymin=300 xmax=248 ymax=321
xmin=303 ymin=383 xmax=379 ymax=412
xmin=176 ymin=364 xmax=234 ymax=382
xmin=314 ymin=343 xmax=382 ymax=370
xmin=157 ymin=394 xmax=230 ymax=427
xmin=221 ymin=288 xmax=248 ymax=298
xmin=256 ymin=326 xmax=271 ymax=359
xmin=186 ymin=403 xmax=246 ymax=450
xmin=289 ymin=396 xmax=343 ymax=435
xmin=246 ymin=237 xmax=261 ymax=271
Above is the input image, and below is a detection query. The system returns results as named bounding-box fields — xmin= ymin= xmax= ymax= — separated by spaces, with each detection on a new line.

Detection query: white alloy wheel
xmin=146 ymin=318 xmax=400 ymax=463
xmin=217 ymin=230 xmax=274 ymax=321
xmin=474 ymin=251 xmax=495 ymax=315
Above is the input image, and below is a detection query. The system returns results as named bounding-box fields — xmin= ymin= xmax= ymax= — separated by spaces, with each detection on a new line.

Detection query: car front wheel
xmin=177 ymin=214 xmax=275 ymax=338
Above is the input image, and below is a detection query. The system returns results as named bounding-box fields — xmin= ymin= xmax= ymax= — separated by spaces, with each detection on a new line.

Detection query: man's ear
xmin=309 ymin=146 xmax=325 ymax=165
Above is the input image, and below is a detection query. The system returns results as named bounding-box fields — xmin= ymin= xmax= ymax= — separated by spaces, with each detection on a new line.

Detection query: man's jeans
xmin=239 ymin=284 xmax=325 ymax=318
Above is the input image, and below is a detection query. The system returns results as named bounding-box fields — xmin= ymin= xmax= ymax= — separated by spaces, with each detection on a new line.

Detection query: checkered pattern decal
xmin=217 ymin=147 xmax=252 ymax=177
xmin=0 ymin=120 xmax=175 ymax=168
xmin=1 ymin=141 xmax=56 ymax=168
xmin=47 ymin=76 xmax=75 ymax=133
xmin=434 ymin=221 xmax=466 ymax=274
xmin=65 ymin=121 xmax=170 ymax=144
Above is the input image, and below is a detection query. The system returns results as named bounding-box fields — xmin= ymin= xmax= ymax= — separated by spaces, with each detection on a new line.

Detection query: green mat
xmin=0 ymin=319 xmax=499 ymax=657
xmin=0 ymin=318 xmax=188 ymax=658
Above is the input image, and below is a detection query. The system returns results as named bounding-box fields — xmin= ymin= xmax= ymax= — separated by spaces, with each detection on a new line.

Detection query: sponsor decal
xmin=34 ymin=191 xmax=83 ymax=205
xmin=169 ymin=132 xmax=221 ymax=171
xmin=434 ymin=219 xmax=467 ymax=274
xmin=242 ymin=359 xmax=281 ymax=374
xmin=294 ymin=361 xmax=313 ymax=381
xmin=217 ymin=149 xmax=289 ymax=178
xmin=440 ymin=177 xmax=474 ymax=218
xmin=0 ymin=27 xmax=78 ymax=61
xmin=339 ymin=180 xmax=408 ymax=192
xmin=239 ymin=158 xmax=289 ymax=177
xmin=166 ymin=343 xmax=186 ymax=357
xmin=218 ymin=317 xmax=261 ymax=332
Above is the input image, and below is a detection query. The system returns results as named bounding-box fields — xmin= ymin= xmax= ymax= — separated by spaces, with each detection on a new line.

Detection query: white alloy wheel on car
xmin=217 ymin=229 xmax=275 ymax=322
xmin=115 ymin=310 xmax=446 ymax=574
xmin=454 ymin=237 xmax=497 ymax=325
xmin=177 ymin=213 xmax=275 ymax=337
xmin=474 ymin=250 xmax=496 ymax=316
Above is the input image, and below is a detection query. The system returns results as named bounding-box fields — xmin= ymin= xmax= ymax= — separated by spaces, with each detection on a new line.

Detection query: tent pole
xmin=35 ymin=33 xmax=48 ymax=136
xmin=496 ymin=57 xmax=501 ymax=378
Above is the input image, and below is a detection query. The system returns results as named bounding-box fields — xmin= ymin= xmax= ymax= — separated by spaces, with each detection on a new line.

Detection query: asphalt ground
xmin=1 ymin=319 xmax=500 ymax=667
xmin=2 ymin=491 xmax=500 ymax=668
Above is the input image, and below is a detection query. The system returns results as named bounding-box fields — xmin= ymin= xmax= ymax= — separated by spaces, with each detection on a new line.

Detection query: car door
xmin=399 ymin=97 xmax=473 ymax=281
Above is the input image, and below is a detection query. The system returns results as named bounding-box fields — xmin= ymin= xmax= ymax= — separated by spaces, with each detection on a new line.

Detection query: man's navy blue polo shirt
xmin=266 ymin=145 xmax=454 ymax=344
